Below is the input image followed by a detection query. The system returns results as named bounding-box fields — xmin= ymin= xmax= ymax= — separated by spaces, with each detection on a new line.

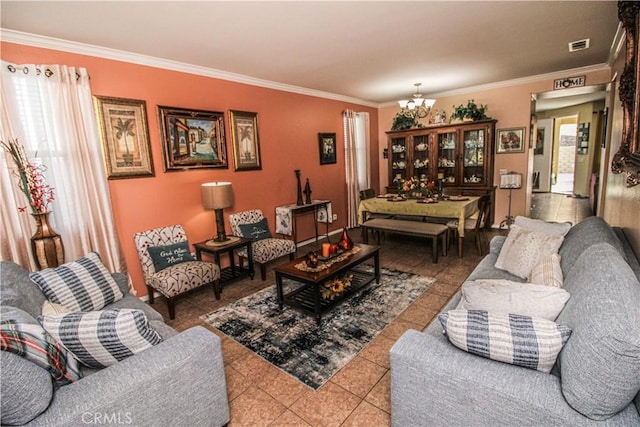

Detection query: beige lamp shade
xmin=201 ymin=182 xmax=234 ymax=210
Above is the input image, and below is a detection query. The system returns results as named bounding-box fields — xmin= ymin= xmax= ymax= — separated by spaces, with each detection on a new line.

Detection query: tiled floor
xmin=153 ymin=195 xmax=589 ymax=426
xmin=530 ymin=192 xmax=593 ymax=224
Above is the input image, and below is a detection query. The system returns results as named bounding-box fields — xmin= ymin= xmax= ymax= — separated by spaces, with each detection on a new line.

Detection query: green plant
xmin=391 ymin=111 xmax=425 ymax=131
xmin=451 ymin=99 xmax=489 ymax=121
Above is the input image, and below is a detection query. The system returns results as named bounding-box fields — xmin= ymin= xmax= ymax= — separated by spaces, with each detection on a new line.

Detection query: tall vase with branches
xmin=1 ymin=138 xmax=64 ymax=269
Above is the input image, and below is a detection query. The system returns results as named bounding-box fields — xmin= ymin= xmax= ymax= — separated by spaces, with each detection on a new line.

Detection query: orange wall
xmin=2 ymin=42 xmax=379 ymax=296
xmin=378 ymin=69 xmax=611 ymax=227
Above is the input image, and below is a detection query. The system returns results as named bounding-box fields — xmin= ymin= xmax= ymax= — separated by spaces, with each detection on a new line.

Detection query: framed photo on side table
xmin=496 ymin=127 xmax=526 ymax=154
xmin=319 ymin=133 xmax=337 ymax=165
xmin=229 ymin=110 xmax=262 ymax=171
xmin=93 ymin=95 xmax=154 ymax=179
xmin=157 ymin=105 xmax=228 ymax=171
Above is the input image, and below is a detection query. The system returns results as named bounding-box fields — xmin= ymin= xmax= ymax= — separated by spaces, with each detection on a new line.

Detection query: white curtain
xmin=343 ymin=110 xmax=371 ymax=228
xmin=0 ymin=62 xmax=126 ymax=273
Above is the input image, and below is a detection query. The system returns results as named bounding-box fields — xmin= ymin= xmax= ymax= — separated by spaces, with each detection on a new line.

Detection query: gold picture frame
xmin=229 ymin=110 xmax=262 ymax=171
xmin=157 ymin=105 xmax=228 ymax=171
xmin=496 ymin=127 xmax=526 ymax=154
xmin=94 ymin=95 xmax=154 ymax=179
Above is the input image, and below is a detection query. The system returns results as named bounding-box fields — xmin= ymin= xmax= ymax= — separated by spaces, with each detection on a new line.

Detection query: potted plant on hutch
xmin=450 ymin=99 xmax=489 ymax=123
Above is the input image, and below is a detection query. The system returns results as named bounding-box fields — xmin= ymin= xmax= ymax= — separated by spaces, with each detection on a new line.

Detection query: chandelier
xmin=398 ymin=83 xmax=436 ymax=118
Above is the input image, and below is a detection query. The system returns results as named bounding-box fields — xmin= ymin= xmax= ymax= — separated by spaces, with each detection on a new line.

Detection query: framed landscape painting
xmin=157 ymin=105 xmax=228 ymax=171
xmin=94 ymin=95 xmax=154 ymax=179
xmin=229 ymin=110 xmax=262 ymax=171
xmin=496 ymin=127 xmax=526 ymax=154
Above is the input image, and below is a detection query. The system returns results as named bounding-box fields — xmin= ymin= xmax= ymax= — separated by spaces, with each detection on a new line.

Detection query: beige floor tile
xmin=220 ymin=336 xmax=252 ymax=366
xmin=397 ymin=303 xmax=439 ymax=329
xmin=229 ymin=386 xmax=286 ymax=427
xmin=269 ymin=410 xmax=311 ymax=426
xmin=225 ymin=365 xmax=253 ymax=402
xmin=330 ymin=356 xmax=387 ymax=398
xmin=364 ymin=371 xmax=391 ymax=414
xmin=358 ymin=335 xmax=396 ymax=369
xmin=289 ymin=382 xmax=361 ymax=427
xmin=230 ymin=351 xmax=274 ymax=384
xmin=413 ymin=290 xmax=452 ymax=311
xmin=342 ymin=400 xmax=391 ymax=427
xmin=256 ymin=364 xmax=308 ymax=407
xmin=380 ymin=318 xmax=422 ymax=341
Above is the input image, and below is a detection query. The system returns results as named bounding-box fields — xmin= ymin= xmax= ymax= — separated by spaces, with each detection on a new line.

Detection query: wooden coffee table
xmin=274 ymin=244 xmax=380 ymax=324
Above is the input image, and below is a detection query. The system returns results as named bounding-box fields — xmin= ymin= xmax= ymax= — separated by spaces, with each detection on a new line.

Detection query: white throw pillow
xmin=41 ymin=301 xmax=70 ymax=316
xmin=529 ymin=254 xmax=563 ymax=287
xmin=495 ymin=225 xmax=564 ymax=279
xmin=514 ymin=216 xmax=572 ymax=236
xmin=457 ymin=279 xmax=570 ymax=321
xmin=439 ymin=309 xmax=572 ymax=373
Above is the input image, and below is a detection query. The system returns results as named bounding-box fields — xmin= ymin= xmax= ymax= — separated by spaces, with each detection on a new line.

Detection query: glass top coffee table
xmin=273 ymin=244 xmax=380 ymax=325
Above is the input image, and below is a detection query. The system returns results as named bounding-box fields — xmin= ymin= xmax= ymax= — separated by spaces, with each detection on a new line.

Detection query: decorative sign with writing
xmin=554 ymin=76 xmax=586 ymax=90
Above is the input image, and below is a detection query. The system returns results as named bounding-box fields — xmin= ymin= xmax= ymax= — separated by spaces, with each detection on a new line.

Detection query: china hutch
xmin=386 ymin=119 xmax=497 ymax=225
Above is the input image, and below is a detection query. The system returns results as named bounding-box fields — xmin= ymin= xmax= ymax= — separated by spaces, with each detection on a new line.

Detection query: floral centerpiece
xmin=400 ymin=177 xmax=435 ymax=198
xmin=321 ymin=274 xmax=353 ymax=300
xmin=1 ymin=138 xmax=55 ymax=214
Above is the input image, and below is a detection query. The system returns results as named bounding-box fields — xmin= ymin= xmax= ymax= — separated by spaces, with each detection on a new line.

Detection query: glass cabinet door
xmin=390 ymin=136 xmax=408 ymax=184
xmin=437 ymin=131 xmax=457 ymax=185
xmin=412 ymin=134 xmax=431 ymax=183
xmin=462 ymin=128 xmax=485 ymax=184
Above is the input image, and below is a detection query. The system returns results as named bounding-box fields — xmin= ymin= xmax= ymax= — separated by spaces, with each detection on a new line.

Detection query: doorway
xmin=551 ymin=117 xmax=578 ymax=195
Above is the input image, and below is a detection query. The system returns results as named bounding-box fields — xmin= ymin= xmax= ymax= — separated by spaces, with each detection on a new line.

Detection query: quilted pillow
xmin=39 ymin=309 xmax=162 ymax=369
xmin=529 ymin=254 xmax=563 ymax=287
xmin=457 ymin=279 xmax=570 ymax=321
xmin=439 ymin=309 xmax=571 ymax=373
xmin=147 ymin=241 xmax=195 ymax=272
xmin=0 ymin=320 xmax=81 ymax=384
xmin=514 ymin=216 xmax=572 ymax=236
xmin=239 ymin=218 xmax=272 ymax=241
xmin=29 ymin=252 xmax=123 ymax=312
xmin=495 ymin=225 xmax=564 ymax=279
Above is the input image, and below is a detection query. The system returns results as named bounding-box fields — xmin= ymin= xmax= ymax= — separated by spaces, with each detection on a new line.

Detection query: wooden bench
xmin=361 ymin=218 xmax=448 ymax=263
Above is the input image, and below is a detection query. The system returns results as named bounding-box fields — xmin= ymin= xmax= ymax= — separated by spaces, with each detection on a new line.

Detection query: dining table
xmin=357 ymin=195 xmax=480 ymax=258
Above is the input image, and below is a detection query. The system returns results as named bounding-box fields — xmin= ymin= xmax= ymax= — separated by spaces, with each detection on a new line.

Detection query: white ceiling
xmin=0 ymin=1 xmax=620 ymax=107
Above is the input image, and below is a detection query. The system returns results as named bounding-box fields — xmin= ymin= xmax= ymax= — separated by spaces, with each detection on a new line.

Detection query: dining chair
xmin=133 ymin=224 xmax=221 ymax=320
xmin=446 ymin=195 xmax=492 ymax=255
xmin=228 ymin=209 xmax=296 ymax=280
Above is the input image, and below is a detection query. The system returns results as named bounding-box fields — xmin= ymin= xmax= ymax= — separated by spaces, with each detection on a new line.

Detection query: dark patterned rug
xmin=200 ymin=265 xmax=435 ymax=389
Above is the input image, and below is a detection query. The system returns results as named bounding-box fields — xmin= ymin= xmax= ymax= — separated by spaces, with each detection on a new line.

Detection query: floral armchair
xmin=133 ymin=224 xmax=220 ymax=319
xmin=228 ymin=209 xmax=296 ymax=280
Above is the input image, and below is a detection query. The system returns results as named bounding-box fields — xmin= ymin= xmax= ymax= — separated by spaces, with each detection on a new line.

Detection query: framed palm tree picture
xmin=157 ymin=105 xmax=228 ymax=171
xmin=229 ymin=110 xmax=262 ymax=171
xmin=94 ymin=95 xmax=155 ymax=179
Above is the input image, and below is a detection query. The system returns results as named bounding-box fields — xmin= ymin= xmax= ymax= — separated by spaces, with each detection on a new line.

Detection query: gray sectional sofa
xmin=0 ymin=260 xmax=230 ymax=426
xmin=390 ymin=216 xmax=640 ymax=426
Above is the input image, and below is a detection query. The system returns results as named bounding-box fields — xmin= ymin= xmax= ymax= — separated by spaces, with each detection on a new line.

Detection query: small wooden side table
xmin=194 ymin=236 xmax=254 ymax=290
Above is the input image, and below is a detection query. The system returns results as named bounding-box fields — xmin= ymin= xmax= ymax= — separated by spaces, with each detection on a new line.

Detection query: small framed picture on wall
xmin=319 ymin=133 xmax=337 ymax=165
xmin=496 ymin=127 xmax=526 ymax=154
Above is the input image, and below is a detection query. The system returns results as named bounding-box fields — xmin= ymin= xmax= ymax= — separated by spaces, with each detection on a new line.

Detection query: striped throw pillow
xmin=0 ymin=320 xmax=82 ymax=384
xmin=439 ymin=309 xmax=572 ymax=373
xmin=39 ymin=309 xmax=163 ymax=369
xmin=29 ymin=252 xmax=124 ymax=312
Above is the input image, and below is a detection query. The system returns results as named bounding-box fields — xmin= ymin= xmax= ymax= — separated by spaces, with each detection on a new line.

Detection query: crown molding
xmin=379 ymin=63 xmax=612 ymax=108
xmin=0 ymin=29 xmax=379 ymax=108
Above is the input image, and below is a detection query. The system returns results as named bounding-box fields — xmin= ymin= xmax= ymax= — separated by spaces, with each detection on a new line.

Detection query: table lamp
xmin=499 ymin=172 xmax=522 ymax=229
xmin=201 ymin=182 xmax=234 ymax=242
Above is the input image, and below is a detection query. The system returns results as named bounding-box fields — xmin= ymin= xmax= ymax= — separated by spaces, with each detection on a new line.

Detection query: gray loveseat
xmin=390 ymin=216 xmax=640 ymax=426
xmin=0 ymin=260 xmax=230 ymax=426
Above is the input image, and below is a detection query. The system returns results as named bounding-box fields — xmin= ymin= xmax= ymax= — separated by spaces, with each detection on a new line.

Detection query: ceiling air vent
xmin=569 ymin=38 xmax=590 ymax=52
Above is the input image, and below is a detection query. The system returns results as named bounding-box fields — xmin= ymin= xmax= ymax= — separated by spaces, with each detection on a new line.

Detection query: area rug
xmin=200 ymin=265 xmax=435 ymax=389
